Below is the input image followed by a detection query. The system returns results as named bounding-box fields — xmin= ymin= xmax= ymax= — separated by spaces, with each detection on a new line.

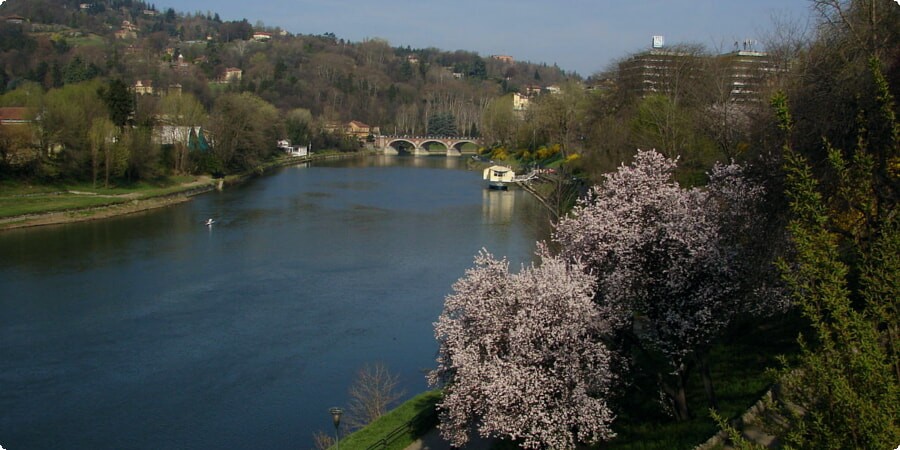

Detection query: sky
xmin=155 ymin=0 xmax=816 ymax=76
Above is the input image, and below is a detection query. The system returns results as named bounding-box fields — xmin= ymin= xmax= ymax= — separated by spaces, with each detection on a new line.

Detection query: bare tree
xmin=788 ymin=0 xmax=900 ymax=159
xmin=345 ymin=362 xmax=405 ymax=430
xmin=530 ymin=81 xmax=589 ymax=155
xmin=88 ymin=118 xmax=116 ymax=188
xmin=811 ymin=0 xmax=898 ymax=60
xmin=480 ymin=94 xmax=517 ymax=145
xmin=760 ymin=10 xmax=812 ymax=89
xmin=310 ymin=430 xmax=334 ymax=450
xmin=697 ymin=49 xmax=754 ymax=160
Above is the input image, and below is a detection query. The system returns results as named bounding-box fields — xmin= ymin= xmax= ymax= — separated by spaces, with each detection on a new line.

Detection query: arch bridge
xmin=375 ymin=135 xmax=483 ymax=156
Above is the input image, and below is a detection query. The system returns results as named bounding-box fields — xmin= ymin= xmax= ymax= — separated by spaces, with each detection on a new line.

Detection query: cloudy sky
xmin=156 ymin=0 xmax=815 ymax=76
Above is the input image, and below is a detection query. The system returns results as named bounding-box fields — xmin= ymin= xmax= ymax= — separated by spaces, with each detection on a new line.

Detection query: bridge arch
xmin=420 ymin=140 xmax=449 ymax=154
xmin=450 ymin=140 xmax=480 ymax=152
xmin=386 ymin=139 xmax=417 ymax=155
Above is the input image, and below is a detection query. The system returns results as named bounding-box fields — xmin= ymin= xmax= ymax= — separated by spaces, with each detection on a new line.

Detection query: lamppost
xmin=329 ymin=407 xmax=343 ymax=450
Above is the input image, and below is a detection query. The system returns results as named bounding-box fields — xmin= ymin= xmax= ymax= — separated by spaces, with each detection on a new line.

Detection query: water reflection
xmin=363 ymin=154 xmax=467 ymax=170
xmin=482 ymin=189 xmax=516 ymax=224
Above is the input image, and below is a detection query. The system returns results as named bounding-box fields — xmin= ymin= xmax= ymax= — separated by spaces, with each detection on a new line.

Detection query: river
xmin=0 ymin=155 xmax=551 ymax=449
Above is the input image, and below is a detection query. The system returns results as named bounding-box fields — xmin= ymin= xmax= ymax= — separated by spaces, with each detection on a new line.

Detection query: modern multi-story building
xmin=617 ymin=38 xmax=778 ymax=102
xmin=618 ymin=47 xmax=701 ymax=98
xmin=715 ymin=50 xmax=778 ymax=102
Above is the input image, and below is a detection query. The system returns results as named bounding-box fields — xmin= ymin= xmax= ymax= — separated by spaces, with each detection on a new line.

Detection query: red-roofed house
xmin=346 ymin=120 xmax=379 ymax=139
xmin=0 ymin=107 xmax=40 ymax=164
xmin=0 ymin=107 xmax=36 ymax=125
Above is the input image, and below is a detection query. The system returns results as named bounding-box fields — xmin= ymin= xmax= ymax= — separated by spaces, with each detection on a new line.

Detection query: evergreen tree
xmin=427 ymin=112 xmax=457 ymax=136
xmin=98 ymin=79 xmax=134 ymax=127
xmin=470 ymin=57 xmax=487 ymax=79
xmin=63 ymin=57 xmax=94 ymax=84
xmin=770 ymin=59 xmax=899 ymax=448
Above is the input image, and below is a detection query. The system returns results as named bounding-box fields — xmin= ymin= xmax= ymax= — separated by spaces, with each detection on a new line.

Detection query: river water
xmin=0 ymin=155 xmax=550 ymax=449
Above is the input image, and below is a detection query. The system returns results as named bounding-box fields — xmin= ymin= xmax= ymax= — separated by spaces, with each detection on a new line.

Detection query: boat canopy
xmin=483 ymin=165 xmax=516 ymax=183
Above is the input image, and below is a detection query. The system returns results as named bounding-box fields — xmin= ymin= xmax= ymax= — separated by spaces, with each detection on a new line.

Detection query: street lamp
xmin=329 ymin=407 xmax=343 ymax=450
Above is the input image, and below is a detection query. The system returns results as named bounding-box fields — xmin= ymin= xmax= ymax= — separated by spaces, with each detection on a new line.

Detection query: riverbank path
xmin=403 ymin=428 xmax=495 ymax=450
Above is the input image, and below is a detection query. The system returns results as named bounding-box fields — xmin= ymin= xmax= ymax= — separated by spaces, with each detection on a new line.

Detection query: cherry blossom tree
xmin=552 ymin=149 xmax=769 ymax=420
xmin=429 ymin=251 xmax=617 ymax=449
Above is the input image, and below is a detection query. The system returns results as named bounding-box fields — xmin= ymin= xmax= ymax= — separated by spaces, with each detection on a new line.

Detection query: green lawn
xmin=0 ymin=153 xmax=340 ymax=221
xmin=0 ymin=194 xmax=129 ymax=217
xmin=0 ymin=176 xmax=211 ymax=219
xmin=66 ymin=33 xmax=107 ymax=47
xmin=335 ymin=390 xmax=442 ymax=450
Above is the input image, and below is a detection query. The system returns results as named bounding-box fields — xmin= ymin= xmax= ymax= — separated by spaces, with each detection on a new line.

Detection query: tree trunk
xmin=698 ymin=354 xmax=719 ymax=411
xmin=672 ymin=375 xmax=690 ymax=422
xmin=660 ymin=370 xmax=691 ymax=422
xmin=104 ymin=148 xmax=110 ymax=188
xmin=92 ymin=147 xmax=98 ymax=188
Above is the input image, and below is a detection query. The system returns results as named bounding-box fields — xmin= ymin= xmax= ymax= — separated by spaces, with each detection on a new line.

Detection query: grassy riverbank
xmin=0 ymin=175 xmax=217 ymax=230
xmin=0 ymin=152 xmax=363 ymax=230
xmin=0 ymin=175 xmax=210 ymax=217
xmin=335 ymin=390 xmax=441 ymax=450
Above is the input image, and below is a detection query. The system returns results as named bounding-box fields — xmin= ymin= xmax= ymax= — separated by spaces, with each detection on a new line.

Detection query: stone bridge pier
xmin=375 ymin=135 xmax=483 ymax=156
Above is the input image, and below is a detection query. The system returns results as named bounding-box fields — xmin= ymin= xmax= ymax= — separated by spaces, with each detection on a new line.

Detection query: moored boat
xmin=483 ymin=165 xmax=515 ymax=190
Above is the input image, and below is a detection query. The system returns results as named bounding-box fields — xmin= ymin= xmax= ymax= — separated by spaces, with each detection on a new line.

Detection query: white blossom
xmin=429 ymin=251 xmax=617 ymax=448
xmin=553 ymin=150 xmax=767 ymax=372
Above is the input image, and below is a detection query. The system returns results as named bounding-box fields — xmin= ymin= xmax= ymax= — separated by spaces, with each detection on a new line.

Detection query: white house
xmin=278 ymin=139 xmax=309 ymax=157
xmin=153 ymin=125 xmax=193 ymax=145
xmin=513 ymin=93 xmax=530 ymax=111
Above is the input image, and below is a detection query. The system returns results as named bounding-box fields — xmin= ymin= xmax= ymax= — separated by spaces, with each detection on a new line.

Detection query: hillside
xmin=0 ymin=0 xmax=573 ymax=134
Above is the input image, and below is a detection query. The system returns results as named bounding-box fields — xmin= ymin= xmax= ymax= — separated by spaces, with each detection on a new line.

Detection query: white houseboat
xmin=483 ymin=165 xmax=515 ymax=190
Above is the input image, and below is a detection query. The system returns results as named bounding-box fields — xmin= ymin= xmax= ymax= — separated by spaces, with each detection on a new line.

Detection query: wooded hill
xmin=0 ymin=0 xmax=572 ymax=135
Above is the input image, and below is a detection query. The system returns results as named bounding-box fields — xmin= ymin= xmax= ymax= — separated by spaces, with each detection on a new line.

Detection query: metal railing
xmin=363 ymin=407 xmax=439 ymax=450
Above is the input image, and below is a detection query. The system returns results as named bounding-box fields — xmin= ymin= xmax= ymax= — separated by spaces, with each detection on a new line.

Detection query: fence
xmin=363 ymin=407 xmax=439 ymax=450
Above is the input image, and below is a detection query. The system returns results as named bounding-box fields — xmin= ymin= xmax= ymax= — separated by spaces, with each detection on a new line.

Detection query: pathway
xmin=403 ymin=428 xmax=495 ymax=450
